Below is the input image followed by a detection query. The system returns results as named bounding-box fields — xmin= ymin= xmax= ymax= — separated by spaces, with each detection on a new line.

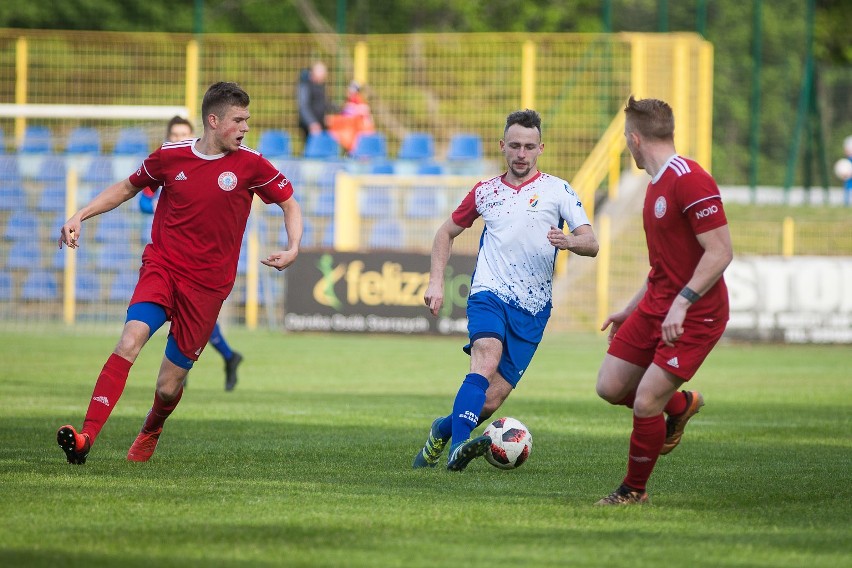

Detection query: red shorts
xmin=129 ymin=260 xmax=224 ymax=361
xmin=607 ymin=309 xmax=726 ymax=380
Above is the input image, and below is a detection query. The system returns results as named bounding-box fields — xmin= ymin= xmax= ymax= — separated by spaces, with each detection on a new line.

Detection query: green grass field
xmin=1 ymin=328 xmax=850 ymax=567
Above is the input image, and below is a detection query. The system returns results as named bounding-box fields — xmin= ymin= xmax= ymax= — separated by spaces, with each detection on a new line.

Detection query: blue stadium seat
xmin=0 ymin=155 xmax=22 ymax=182
xmin=75 ymin=272 xmax=102 ymax=302
xmin=360 ymin=187 xmax=394 ymax=219
xmin=93 ymin=211 xmax=131 ymax=243
xmin=398 ymin=132 xmax=435 ymax=161
xmin=350 ymin=133 xmax=387 ymax=161
xmin=108 ymin=271 xmax=137 ymax=302
xmin=140 ymin=215 xmax=154 ymax=244
xmin=19 ymin=125 xmax=53 ymax=154
xmin=96 ymin=242 xmax=137 ymax=271
xmin=258 ymin=130 xmax=291 ymax=158
xmin=405 ymin=190 xmax=444 ymax=219
xmin=21 ymin=270 xmax=58 ymax=301
xmin=312 ymin=188 xmax=335 ymax=218
xmin=0 ymin=182 xmax=26 ymax=211
xmin=303 ymin=131 xmax=341 ymax=159
xmin=65 ymin=127 xmax=101 ymax=154
xmin=53 ymin=247 xmax=93 ymax=270
xmin=0 ymin=271 xmax=12 ymax=300
xmin=3 ymin=211 xmax=39 ymax=241
xmin=36 ymin=181 xmax=67 ymax=212
xmin=6 ymin=240 xmax=42 ymax=270
xmin=447 ymin=133 xmax=483 ymax=161
xmin=81 ymin=155 xmax=116 ymax=185
xmin=369 ymin=161 xmax=395 ymax=174
xmin=368 ymin=220 xmax=405 ymax=250
xmin=417 ymin=162 xmax=444 ymax=175
xmin=32 ymin=155 xmax=67 ymax=183
xmin=113 ymin=128 xmax=150 ymax=155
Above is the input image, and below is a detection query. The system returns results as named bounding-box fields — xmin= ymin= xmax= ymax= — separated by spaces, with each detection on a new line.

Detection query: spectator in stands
xmin=329 ymin=81 xmax=376 ymax=154
xmin=139 ymin=115 xmax=244 ymax=392
xmin=56 ymin=82 xmax=302 ymax=466
xmin=297 ymin=61 xmax=336 ymax=143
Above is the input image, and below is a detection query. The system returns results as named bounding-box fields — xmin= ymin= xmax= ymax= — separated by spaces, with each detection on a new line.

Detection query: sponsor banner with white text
xmin=284 ymin=251 xmax=476 ymax=334
xmin=726 ymin=256 xmax=852 ymax=343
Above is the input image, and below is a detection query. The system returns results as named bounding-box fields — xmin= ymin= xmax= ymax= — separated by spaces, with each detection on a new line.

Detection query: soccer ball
xmin=833 ymin=158 xmax=852 ymax=181
xmin=483 ymin=417 xmax=532 ymax=470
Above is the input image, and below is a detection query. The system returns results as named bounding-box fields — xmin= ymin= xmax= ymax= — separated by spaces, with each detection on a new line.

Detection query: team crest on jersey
xmin=654 ymin=196 xmax=667 ymax=218
xmin=529 ymin=194 xmax=539 ymax=207
xmin=218 ymin=171 xmax=238 ymax=191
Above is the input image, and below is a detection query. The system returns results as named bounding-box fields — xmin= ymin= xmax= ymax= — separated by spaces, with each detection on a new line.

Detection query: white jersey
xmin=451 ymin=171 xmax=591 ymax=315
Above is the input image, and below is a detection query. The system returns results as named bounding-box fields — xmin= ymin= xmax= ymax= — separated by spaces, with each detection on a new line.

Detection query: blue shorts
xmin=464 ymin=290 xmax=550 ymax=387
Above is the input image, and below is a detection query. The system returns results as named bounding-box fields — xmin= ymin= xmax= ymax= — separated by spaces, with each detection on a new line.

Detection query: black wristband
xmin=679 ymin=286 xmax=701 ymax=303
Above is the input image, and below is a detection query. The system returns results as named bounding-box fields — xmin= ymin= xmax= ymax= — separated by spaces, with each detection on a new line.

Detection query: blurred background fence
xmin=0 ymin=29 xmax=847 ymax=334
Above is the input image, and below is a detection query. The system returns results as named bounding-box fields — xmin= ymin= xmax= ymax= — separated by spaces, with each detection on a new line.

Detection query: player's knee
xmin=113 ymin=329 xmax=147 ymax=361
xmin=595 ymin=376 xmax=622 ymax=404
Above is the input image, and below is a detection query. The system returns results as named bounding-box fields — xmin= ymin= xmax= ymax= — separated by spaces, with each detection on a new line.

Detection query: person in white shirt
xmin=413 ymin=109 xmax=599 ymax=471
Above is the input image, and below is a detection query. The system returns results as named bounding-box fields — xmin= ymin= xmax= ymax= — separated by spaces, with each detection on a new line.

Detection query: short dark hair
xmin=165 ymin=115 xmax=194 ymax=138
xmin=504 ymin=109 xmax=542 ymax=137
xmin=624 ymin=95 xmax=674 ymax=141
xmin=201 ymin=82 xmax=250 ymax=126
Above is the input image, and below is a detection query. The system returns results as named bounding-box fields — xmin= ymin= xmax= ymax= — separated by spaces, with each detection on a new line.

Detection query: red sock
xmin=623 ymin=413 xmax=666 ymax=492
xmin=664 ymin=391 xmax=688 ymax=416
xmin=616 ymin=390 xmax=636 ymax=408
xmin=81 ymin=353 xmax=133 ymax=444
xmin=141 ymin=388 xmax=183 ymax=433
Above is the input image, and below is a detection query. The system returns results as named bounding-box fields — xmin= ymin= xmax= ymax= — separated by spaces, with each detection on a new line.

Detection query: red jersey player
xmin=56 ymin=82 xmax=302 ymax=464
xmin=594 ymin=96 xmax=733 ymax=505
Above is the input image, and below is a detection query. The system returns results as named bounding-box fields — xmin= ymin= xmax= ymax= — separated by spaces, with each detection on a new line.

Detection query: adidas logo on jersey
xmin=175 ymin=171 xmax=188 ymax=181
xmin=92 ymin=395 xmax=110 ymax=407
xmin=666 ymin=356 xmax=680 ymax=369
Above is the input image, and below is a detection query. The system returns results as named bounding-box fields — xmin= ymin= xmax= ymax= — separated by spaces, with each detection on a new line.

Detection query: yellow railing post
xmin=62 ymin=168 xmax=78 ymax=325
xmin=521 ymin=40 xmax=536 ymax=110
xmin=696 ymin=40 xmax=714 ymax=172
xmin=14 ymin=37 xmax=28 ymax=146
xmin=245 ymin=198 xmax=260 ymax=330
xmin=596 ymin=214 xmax=611 ymax=333
xmin=673 ymin=36 xmax=690 ymax=157
xmin=334 ymin=171 xmax=360 ymax=251
xmin=782 ymin=216 xmax=795 ymax=257
xmin=354 ymin=41 xmax=368 ymax=86
xmin=185 ymin=40 xmax=199 ymax=121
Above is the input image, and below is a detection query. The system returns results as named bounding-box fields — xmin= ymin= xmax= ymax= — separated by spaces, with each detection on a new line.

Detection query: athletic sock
xmin=623 ymin=413 xmax=666 ymax=492
xmin=450 ymin=373 xmax=489 ymax=448
xmin=664 ymin=390 xmax=688 ymax=416
xmin=208 ymin=323 xmax=233 ymax=361
xmin=141 ymin=387 xmax=184 ymax=433
xmin=81 ymin=353 xmax=133 ymax=444
xmin=435 ymin=415 xmax=452 ymax=439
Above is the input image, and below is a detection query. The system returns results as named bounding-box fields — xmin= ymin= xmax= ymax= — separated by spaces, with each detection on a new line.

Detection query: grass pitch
xmin=0 ymin=328 xmax=850 ymax=567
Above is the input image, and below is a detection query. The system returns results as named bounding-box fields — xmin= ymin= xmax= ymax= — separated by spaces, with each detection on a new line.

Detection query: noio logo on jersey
xmin=694 ymin=204 xmax=720 ymax=220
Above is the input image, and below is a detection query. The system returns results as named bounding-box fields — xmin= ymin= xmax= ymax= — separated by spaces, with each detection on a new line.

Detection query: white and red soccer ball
xmin=483 ymin=417 xmax=532 ymax=470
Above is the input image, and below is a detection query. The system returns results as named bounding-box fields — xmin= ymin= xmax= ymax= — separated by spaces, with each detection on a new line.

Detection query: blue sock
xmin=450 ymin=373 xmax=489 ymax=448
xmin=435 ymin=415 xmax=452 ymax=440
xmin=208 ymin=323 xmax=233 ymax=361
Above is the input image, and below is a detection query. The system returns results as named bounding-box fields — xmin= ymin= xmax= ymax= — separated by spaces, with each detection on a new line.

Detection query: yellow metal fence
xmin=0 ymin=29 xmax=715 ymax=332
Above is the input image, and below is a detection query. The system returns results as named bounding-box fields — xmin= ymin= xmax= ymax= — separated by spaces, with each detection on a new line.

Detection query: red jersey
xmin=640 ymin=155 xmax=729 ymax=322
xmin=129 ymin=139 xmax=294 ymax=298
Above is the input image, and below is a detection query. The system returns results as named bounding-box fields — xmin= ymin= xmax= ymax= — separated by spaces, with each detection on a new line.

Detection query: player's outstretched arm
xmin=59 ymin=179 xmax=144 ymax=249
xmin=262 ymin=197 xmax=302 ymax=271
xmin=424 ymin=218 xmax=465 ymax=317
